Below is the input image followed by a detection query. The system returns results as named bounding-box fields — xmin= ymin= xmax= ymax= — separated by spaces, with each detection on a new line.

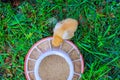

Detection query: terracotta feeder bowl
xmin=24 ymin=37 xmax=84 ymax=80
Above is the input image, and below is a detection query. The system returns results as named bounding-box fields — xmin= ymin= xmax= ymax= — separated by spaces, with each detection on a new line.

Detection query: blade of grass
xmin=103 ymin=25 xmax=111 ymax=37
xmin=77 ymin=42 xmax=109 ymax=57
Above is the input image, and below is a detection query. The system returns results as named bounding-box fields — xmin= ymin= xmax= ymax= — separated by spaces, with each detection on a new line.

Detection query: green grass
xmin=0 ymin=0 xmax=120 ymax=80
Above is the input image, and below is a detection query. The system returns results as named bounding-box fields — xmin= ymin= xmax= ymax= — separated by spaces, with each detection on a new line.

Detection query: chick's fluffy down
xmin=54 ymin=18 xmax=78 ymax=39
xmin=52 ymin=18 xmax=78 ymax=47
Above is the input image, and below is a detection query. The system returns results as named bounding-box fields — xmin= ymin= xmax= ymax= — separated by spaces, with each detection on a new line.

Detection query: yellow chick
xmin=52 ymin=18 xmax=78 ymax=47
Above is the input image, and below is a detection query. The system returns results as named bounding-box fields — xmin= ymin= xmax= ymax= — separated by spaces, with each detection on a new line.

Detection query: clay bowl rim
xmin=24 ymin=37 xmax=84 ymax=80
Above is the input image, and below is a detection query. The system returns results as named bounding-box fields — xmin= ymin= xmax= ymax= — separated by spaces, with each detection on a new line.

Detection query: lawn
xmin=0 ymin=0 xmax=120 ymax=80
